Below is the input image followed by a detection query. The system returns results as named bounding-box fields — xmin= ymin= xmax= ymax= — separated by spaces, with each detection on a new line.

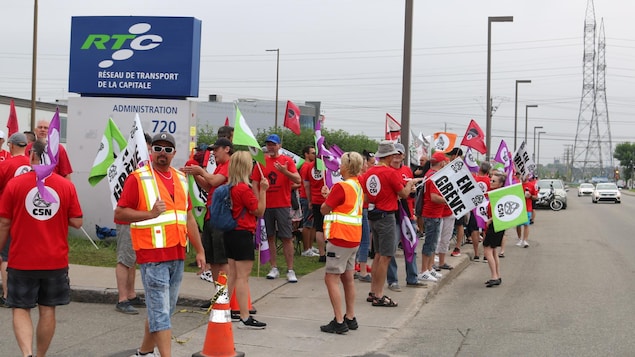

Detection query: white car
xmin=592 ymin=182 xmax=621 ymax=204
xmin=578 ymin=183 xmax=595 ymax=196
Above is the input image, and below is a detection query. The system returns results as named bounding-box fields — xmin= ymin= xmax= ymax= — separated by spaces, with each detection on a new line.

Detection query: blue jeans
xmin=140 ymin=260 xmax=184 ymax=332
xmin=387 ymin=218 xmax=418 ymax=285
xmin=356 ymin=208 xmax=370 ymax=263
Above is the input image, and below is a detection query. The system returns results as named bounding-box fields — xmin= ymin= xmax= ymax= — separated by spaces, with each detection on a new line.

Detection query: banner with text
xmin=429 ymin=158 xmax=486 ymax=219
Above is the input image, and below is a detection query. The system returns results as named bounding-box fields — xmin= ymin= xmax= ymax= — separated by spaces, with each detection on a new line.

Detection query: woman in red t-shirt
xmin=224 ymin=151 xmax=269 ymax=329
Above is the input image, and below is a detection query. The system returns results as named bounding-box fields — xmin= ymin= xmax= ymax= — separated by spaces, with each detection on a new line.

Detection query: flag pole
xmin=79 ymin=226 xmax=100 ymax=249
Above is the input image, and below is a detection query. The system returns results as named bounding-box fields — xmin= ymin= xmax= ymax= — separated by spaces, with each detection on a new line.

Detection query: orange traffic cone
xmin=192 ymin=272 xmax=245 ymax=357
xmin=230 ymin=287 xmax=256 ymax=316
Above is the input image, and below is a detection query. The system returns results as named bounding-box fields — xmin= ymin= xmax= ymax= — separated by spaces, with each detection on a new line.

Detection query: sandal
xmin=498 ymin=253 xmax=505 ymax=258
xmin=366 ymin=292 xmax=376 ymax=302
xmin=371 ymin=295 xmax=398 ymax=307
xmin=439 ymin=263 xmax=454 ymax=270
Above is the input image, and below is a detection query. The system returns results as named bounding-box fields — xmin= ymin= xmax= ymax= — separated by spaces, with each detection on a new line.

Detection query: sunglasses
xmin=152 ymin=145 xmax=175 ymax=154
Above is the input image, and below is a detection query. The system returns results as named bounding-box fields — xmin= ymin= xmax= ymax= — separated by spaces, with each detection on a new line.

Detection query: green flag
xmin=487 ymin=183 xmax=528 ymax=232
xmin=88 ymin=118 xmax=127 ymax=186
xmin=188 ymin=174 xmax=207 ymax=230
xmin=232 ymin=106 xmax=265 ymax=164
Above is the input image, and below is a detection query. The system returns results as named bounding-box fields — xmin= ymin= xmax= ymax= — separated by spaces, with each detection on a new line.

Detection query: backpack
xmin=209 ymin=184 xmax=239 ymax=232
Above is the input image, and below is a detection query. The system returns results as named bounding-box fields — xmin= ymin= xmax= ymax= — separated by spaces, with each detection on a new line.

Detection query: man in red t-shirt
xmin=182 ymin=137 xmax=233 ymax=284
xmin=0 ymin=139 xmax=83 ymax=357
xmin=250 ymin=134 xmax=301 ymax=282
xmin=299 ymin=145 xmax=318 ymax=257
xmin=25 ymin=119 xmax=73 ymax=179
xmin=304 ymin=157 xmax=328 ymax=262
xmin=361 ymin=141 xmax=420 ymax=307
xmin=516 ymin=175 xmax=537 ymax=248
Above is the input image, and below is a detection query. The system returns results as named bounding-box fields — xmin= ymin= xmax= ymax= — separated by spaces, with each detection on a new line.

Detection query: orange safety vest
xmin=323 ymin=178 xmax=363 ymax=242
xmin=130 ymin=165 xmax=189 ymax=250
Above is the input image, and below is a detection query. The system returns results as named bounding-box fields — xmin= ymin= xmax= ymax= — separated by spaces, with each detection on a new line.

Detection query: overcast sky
xmin=1 ymin=0 xmax=634 ymax=165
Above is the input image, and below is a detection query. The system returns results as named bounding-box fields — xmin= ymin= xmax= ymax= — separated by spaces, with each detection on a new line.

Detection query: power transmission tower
xmin=572 ymin=0 xmax=600 ymax=180
xmin=595 ymin=18 xmax=613 ymax=175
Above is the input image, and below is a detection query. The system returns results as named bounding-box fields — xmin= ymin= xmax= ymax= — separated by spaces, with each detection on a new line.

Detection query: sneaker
xmin=358 ymin=274 xmax=372 ymax=283
xmin=200 ymin=300 xmax=212 ymax=310
xmin=266 ymin=267 xmax=280 ymax=279
xmin=301 ymin=249 xmax=319 ymax=257
xmin=115 ymin=300 xmax=139 ymax=315
xmin=417 ymin=271 xmax=438 ymax=282
xmin=320 ymin=318 xmax=349 ymax=334
xmin=199 ymin=270 xmax=215 ymax=283
xmin=231 ymin=312 xmax=241 ymax=321
xmin=429 ymin=270 xmax=443 ymax=279
xmin=127 ymin=296 xmax=145 ymax=307
xmin=130 ymin=349 xmax=157 ymax=357
xmin=0 ymin=296 xmax=9 ymax=308
xmin=523 ymin=240 xmax=529 ymax=248
xmin=388 ymin=282 xmax=401 ymax=292
xmin=473 ymin=256 xmax=480 ymax=261
xmin=344 ymin=316 xmax=359 ymax=330
xmin=287 ymin=270 xmax=298 ymax=283
xmin=483 ymin=256 xmax=488 ymax=263
xmin=451 ymin=248 xmax=461 ymax=257
xmin=515 ymin=239 xmax=523 ymax=247
xmin=311 ymin=247 xmax=320 ymax=254
xmin=238 ymin=316 xmax=267 ymax=330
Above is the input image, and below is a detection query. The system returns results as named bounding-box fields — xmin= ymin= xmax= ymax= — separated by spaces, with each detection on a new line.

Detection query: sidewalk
xmin=68 ymin=250 xmax=470 ymax=356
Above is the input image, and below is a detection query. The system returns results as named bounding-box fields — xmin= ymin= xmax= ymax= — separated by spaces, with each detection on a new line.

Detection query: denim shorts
xmin=140 ymin=260 xmax=184 ymax=333
xmin=300 ymin=198 xmax=314 ymax=228
xmin=422 ymin=217 xmax=441 ymax=256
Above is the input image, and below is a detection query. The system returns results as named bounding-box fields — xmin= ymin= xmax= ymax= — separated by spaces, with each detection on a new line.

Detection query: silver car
xmin=592 ymin=182 xmax=621 ymax=204
xmin=536 ymin=179 xmax=568 ymax=209
xmin=578 ymin=183 xmax=595 ymax=197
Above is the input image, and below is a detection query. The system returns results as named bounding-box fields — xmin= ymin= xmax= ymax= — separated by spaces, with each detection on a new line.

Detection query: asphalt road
xmin=375 ymin=192 xmax=635 ymax=357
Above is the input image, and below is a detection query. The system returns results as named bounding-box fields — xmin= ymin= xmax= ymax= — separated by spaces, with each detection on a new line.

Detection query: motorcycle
xmin=535 ymin=186 xmax=564 ymax=211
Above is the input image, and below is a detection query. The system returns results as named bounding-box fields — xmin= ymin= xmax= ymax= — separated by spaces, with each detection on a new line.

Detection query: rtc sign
xmin=69 ymin=16 xmax=201 ymax=98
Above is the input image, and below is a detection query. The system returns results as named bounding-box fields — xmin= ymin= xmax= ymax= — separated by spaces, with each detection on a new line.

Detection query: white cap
xmin=0 ymin=130 xmax=5 ymax=139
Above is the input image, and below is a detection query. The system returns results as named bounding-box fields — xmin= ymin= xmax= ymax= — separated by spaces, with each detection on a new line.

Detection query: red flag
xmin=224 ymin=116 xmax=230 ymax=126
xmin=385 ymin=113 xmax=401 ymax=140
xmin=284 ymin=100 xmax=301 ymax=135
xmin=460 ymin=119 xmax=487 ymax=154
xmin=7 ymin=99 xmax=18 ymax=137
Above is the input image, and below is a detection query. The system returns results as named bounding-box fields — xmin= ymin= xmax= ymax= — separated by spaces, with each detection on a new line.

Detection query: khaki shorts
xmin=116 ymin=224 xmax=136 ymax=268
xmin=324 ymin=241 xmax=359 ymax=275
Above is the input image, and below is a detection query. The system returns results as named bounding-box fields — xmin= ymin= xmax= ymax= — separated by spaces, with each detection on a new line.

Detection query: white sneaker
xmin=429 ymin=270 xmax=443 ymax=279
xmin=130 ymin=349 xmax=157 ymax=357
xmin=301 ymin=249 xmax=319 ymax=257
xmin=266 ymin=267 xmax=280 ymax=279
xmin=522 ymin=240 xmax=529 ymax=248
xmin=287 ymin=270 xmax=298 ymax=283
xmin=417 ymin=271 xmax=438 ymax=282
xmin=199 ymin=270 xmax=214 ymax=283
xmin=515 ymin=239 xmax=523 ymax=247
xmin=311 ymin=247 xmax=320 ymax=254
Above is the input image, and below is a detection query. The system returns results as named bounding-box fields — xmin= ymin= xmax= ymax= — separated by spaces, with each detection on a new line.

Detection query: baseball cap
xmin=8 ymin=133 xmax=28 ymax=147
xmin=431 ymin=151 xmax=450 ymax=163
xmin=209 ymin=137 xmax=233 ymax=150
xmin=265 ymin=134 xmax=281 ymax=144
xmin=394 ymin=143 xmax=405 ymax=154
xmin=151 ymin=132 xmax=176 ymax=147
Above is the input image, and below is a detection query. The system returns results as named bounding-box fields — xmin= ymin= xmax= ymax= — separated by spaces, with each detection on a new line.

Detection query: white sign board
xmin=429 ymin=158 xmax=485 ymax=219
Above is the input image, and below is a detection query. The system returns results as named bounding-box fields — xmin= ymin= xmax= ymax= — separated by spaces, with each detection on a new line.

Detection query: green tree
xmin=613 ymin=142 xmax=635 ymax=182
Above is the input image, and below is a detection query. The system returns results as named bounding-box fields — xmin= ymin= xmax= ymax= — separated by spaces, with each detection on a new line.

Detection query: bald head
xmin=36 ymin=120 xmax=49 ymax=140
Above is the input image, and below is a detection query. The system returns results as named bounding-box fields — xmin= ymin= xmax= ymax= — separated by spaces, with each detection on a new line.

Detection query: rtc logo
xmin=81 ymin=23 xmax=163 ymax=69
xmin=26 ymin=187 xmax=60 ymax=221
xmin=494 ymin=194 xmax=522 ymax=222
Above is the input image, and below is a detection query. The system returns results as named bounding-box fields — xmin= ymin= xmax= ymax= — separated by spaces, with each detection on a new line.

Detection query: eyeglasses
xmin=152 ymin=145 xmax=175 ymax=154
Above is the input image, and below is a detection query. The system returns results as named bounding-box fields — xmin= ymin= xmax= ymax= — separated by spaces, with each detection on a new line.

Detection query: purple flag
xmin=398 ymin=204 xmax=417 ymax=263
xmin=32 ymin=108 xmax=60 ymax=203
xmin=494 ymin=140 xmax=514 ymax=186
xmin=473 ymin=199 xmax=489 ymax=229
xmin=463 ymin=148 xmax=479 ymax=173
xmin=254 ymin=217 xmax=270 ymax=265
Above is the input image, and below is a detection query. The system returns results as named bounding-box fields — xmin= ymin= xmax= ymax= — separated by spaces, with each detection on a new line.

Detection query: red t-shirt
xmin=298 ymin=161 xmax=311 ymax=199
xmin=0 ymin=172 xmax=83 ymax=270
xmin=422 ymin=169 xmax=452 ymax=218
xmin=305 ymin=161 xmax=326 ymax=205
xmin=0 ymin=150 xmax=10 ymax=161
xmin=0 ymin=154 xmax=31 ymax=196
xmin=231 ymin=182 xmax=259 ymax=232
xmin=25 ymin=143 xmax=73 ymax=177
xmin=360 ymin=164 xmax=404 ymax=212
xmin=250 ymin=155 xmax=298 ymax=208
xmin=395 ymin=165 xmax=415 ymax=217
xmin=522 ymin=181 xmax=538 ymax=212
xmin=474 ymin=173 xmax=490 ymax=194
xmin=117 ymin=170 xmax=192 ymax=264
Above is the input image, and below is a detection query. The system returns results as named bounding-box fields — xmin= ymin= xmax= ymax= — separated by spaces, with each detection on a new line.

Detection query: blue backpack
xmin=209 ymin=184 xmax=238 ymax=232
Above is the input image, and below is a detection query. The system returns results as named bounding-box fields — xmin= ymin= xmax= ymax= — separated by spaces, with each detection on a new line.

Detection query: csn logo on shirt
xmin=365 ymin=174 xmax=382 ymax=196
xmin=26 ymin=187 xmax=60 ymax=220
xmin=311 ymin=167 xmax=323 ymax=180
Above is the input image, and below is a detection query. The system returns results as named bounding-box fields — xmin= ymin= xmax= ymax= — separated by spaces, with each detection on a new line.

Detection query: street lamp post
xmin=524 ymin=104 xmax=538 ymax=148
xmin=537 ymin=131 xmax=546 ymax=174
xmin=486 ymin=16 xmax=514 ymax=160
xmin=514 ymin=80 xmax=531 ymax=150
xmin=266 ymin=48 xmax=280 ymax=129
xmin=533 ymin=125 xmax=543 ymax=162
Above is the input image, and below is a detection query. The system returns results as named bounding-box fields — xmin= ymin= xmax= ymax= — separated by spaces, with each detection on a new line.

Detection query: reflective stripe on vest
xmin=130 ymin=166 xmax=189 ymax=249
xmin=323 ymin=178 xmax=363 ymax=242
